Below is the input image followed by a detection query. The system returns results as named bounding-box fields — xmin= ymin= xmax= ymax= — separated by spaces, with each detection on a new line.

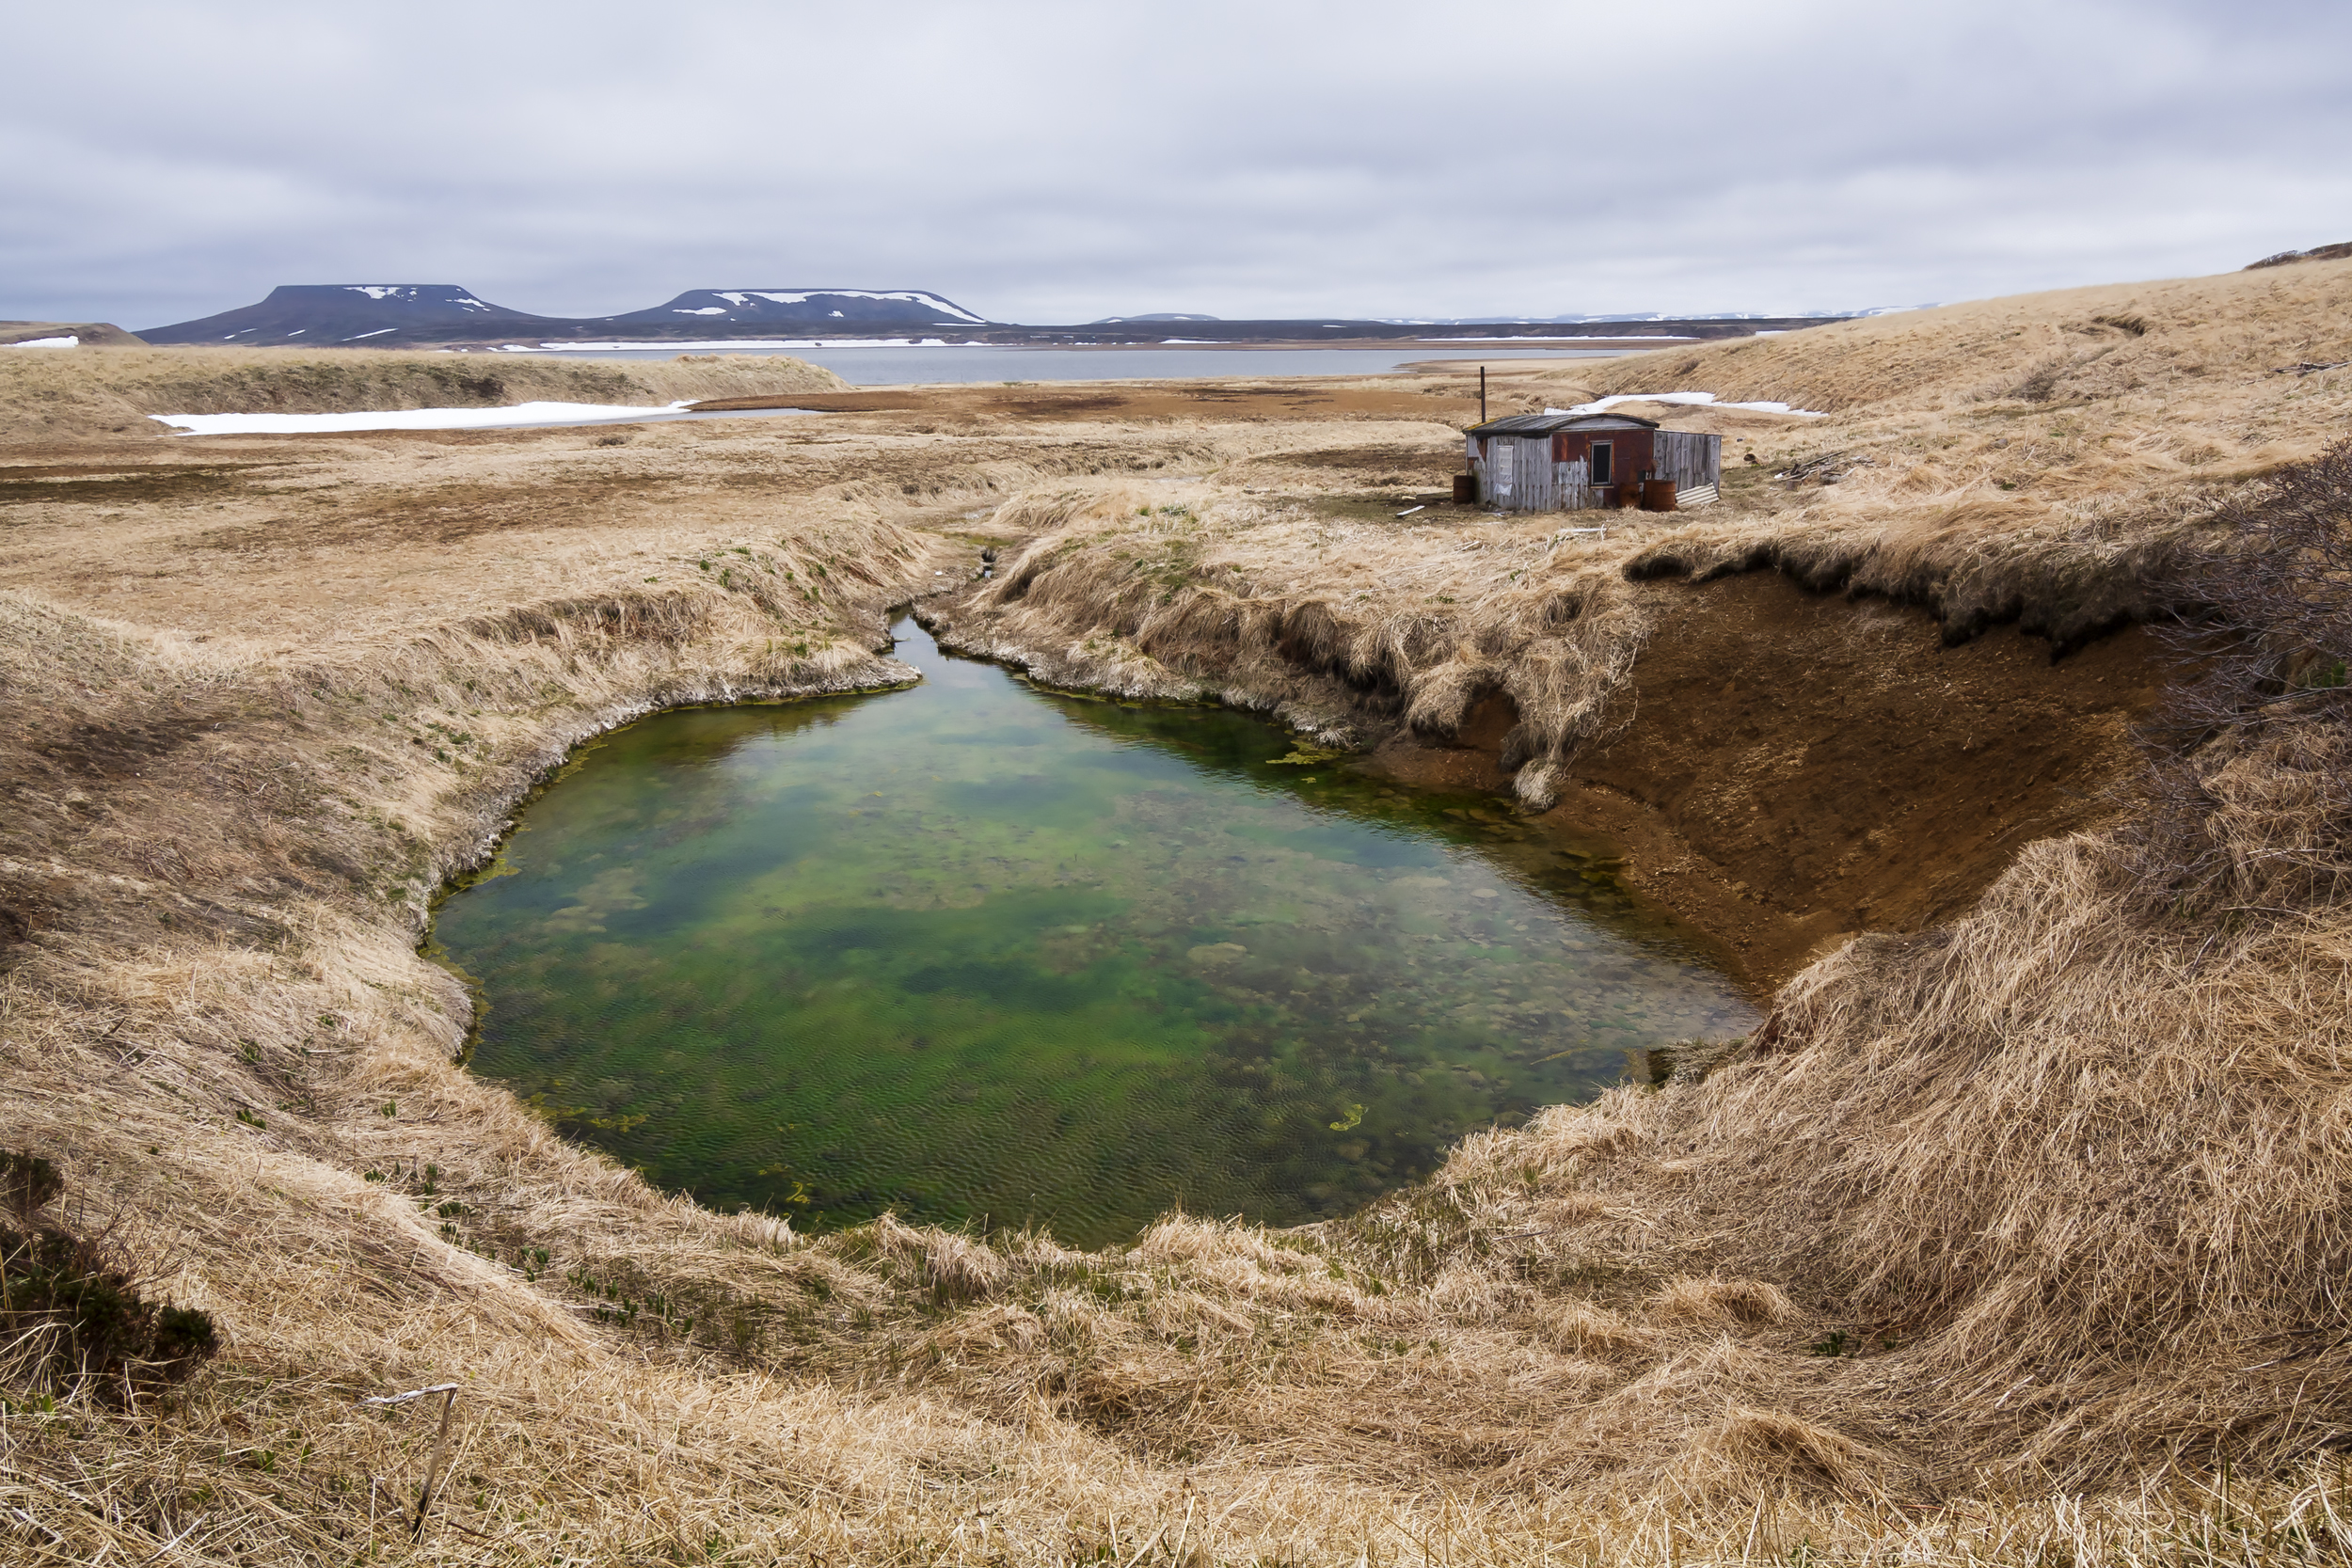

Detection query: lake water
xmin=431 ymin=619 xmax=1756 ymax=1246
xmin=510 ymin=343 xmax=1631 ymax=386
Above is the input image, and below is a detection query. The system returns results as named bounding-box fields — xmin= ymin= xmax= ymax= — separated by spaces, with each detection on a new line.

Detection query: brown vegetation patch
xmin=1245 ymin=441 xmax=1459 ymax=476
xmin=0 ymin=462 xmax=294 ymax=508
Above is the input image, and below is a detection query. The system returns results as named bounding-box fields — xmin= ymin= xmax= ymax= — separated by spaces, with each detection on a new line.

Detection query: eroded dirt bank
xmin=1365 ymin=573 xmax=2170 ymax=986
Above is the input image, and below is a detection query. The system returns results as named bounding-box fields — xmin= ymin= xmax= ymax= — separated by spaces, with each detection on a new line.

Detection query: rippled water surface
xmin=433 ymin=620 xmax=1757 ymax=1245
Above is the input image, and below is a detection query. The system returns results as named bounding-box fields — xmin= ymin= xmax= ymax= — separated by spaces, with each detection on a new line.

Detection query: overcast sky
xmin=5 ymin=0 xmax=2347 ymax=328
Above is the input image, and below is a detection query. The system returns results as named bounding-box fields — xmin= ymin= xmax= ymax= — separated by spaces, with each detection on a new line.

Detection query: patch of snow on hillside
xmin=745 ymin=290 xmax=986 ymax=324
xmin=347 ymin=286 xmax=411 ymax=300
xmin=6 ymin=336 xmax=78 ymax=349
xmin=149 ymin=401 xmax=819 ymax=436
xmin=675 ymin=308 xmax=729 ymax=315
xmin=343 ymin=328 xmax=397 ymax=341
xmin=1547 ymin=391 xmax=1827 ymax=418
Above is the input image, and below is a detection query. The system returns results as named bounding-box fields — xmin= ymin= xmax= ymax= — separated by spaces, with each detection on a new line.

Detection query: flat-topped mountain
xmin=139 ymin=284 xmax=559 ymax=346
xmin=594 ymin=288 xmax=990 ymax=331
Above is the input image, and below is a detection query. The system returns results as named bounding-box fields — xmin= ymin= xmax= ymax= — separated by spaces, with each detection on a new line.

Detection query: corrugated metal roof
xmin=1465 ymin=413 xmax=1661 ymax=436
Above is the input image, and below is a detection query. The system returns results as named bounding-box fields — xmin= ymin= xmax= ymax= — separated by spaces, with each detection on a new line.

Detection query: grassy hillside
xmin=1582 ymin=259 xmax=2352 ymax=418
xmin=0 ymin=345 xmax=848 ymax=440
xmin=1 ymin=320 xmax=148 ymax=348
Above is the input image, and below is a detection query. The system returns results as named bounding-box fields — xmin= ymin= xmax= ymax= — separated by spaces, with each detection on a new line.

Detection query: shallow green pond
xmin=432 ymin=617 xmax=1757 ymax=1246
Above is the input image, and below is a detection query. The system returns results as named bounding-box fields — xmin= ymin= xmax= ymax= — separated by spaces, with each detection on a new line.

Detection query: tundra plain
xmin=4 ymin=259 xmax=2352 ymax=1565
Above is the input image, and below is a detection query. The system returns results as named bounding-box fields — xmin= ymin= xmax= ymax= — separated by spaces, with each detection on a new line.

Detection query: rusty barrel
xmin=1641 ymin=479 xmax=1679 ymax=512
xmin=1452 ymin=473 xmax=1478 ymax=503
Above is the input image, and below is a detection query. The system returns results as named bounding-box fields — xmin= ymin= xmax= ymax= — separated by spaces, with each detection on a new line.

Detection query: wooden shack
xmin=1464 ymin=413 xmax=1720 ymax=512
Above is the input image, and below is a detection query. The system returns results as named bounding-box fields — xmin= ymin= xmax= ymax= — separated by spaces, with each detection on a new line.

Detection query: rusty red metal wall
xmin=1549 ymin=429 xmax=1656 ymax=497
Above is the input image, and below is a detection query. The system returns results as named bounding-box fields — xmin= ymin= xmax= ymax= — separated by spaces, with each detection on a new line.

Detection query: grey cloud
xmin=4 ymin=0 xmax=2347 ymax=327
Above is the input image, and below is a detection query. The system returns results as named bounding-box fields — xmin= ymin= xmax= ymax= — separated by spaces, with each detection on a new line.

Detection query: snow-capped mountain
xmin=138 ymin=284 xmax=992 ymax=345
xmin=598 ymin=289 xmax=991 ymax=329
xmin=139 ymin=284 xmax=558 ymax=345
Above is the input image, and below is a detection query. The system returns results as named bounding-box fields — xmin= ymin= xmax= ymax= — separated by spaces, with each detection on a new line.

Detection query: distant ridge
xmin=2247 ymin=241 xmax=2352 ymax=269
xmin=132 ymin=282 xmax=1857 ymax=349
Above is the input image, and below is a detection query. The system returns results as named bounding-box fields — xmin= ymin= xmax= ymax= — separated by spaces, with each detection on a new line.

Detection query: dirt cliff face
xmin=1366 ymin=572 xmax=2170 ymax=987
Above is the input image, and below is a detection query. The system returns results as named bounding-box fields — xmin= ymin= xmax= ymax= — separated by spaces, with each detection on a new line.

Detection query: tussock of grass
xmin=1650 ymin=1277 xmax=1799 ymax=1327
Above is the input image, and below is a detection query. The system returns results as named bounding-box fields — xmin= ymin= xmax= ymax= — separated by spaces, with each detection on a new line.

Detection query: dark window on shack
xmin=1590 ymin=441 xmax=1613 ymax=485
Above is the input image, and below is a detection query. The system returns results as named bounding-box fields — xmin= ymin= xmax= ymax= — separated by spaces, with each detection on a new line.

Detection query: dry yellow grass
xmin=1578 ymin=258 xmax=2352 ymax=417
xmin=0 ymin=344 xmax=849 ymax=441
xmin=5 ymin=269 xmax=2352 ymax=1562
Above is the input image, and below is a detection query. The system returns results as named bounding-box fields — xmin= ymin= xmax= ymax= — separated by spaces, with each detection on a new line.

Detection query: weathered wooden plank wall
xmin=1470 ymin=431 xmax=1720 ymax=511
xmin=1652 ymin=431 xmax=1722 ymax=495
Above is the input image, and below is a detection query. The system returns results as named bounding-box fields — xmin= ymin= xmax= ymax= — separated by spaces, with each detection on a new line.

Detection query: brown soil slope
xmin=1376 ymin=574 xmax=2169 ymax=984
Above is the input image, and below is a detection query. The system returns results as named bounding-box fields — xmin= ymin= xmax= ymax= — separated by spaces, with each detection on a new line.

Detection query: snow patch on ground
xmin=6 ymin=336 xmax=78 ymax=349
xmin=1548 ymin=391 xmax=1828 ymax=418
xmin=148 ymin=401 xmax=819 ymax=436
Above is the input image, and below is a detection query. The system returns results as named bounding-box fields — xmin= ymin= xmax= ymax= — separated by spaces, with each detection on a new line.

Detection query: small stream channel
xmin=430 ymin=617 xmax=1758 ymax=1247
